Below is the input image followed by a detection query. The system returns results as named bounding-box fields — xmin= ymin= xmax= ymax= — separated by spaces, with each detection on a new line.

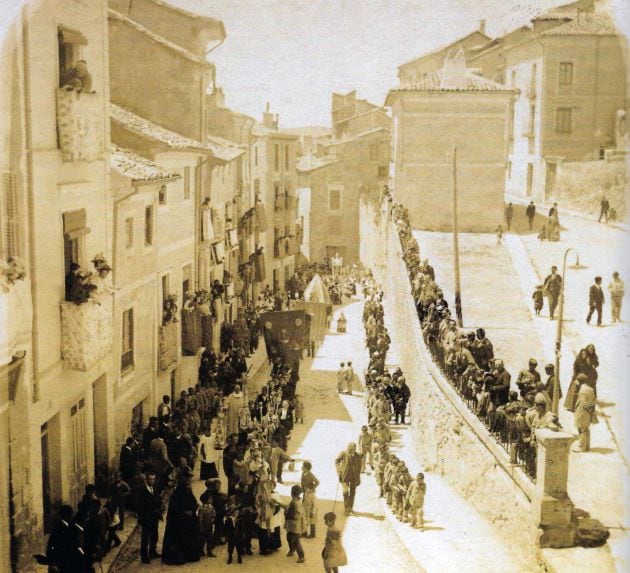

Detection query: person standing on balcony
xmin=60 ymin=59 xmax=93 ymax=93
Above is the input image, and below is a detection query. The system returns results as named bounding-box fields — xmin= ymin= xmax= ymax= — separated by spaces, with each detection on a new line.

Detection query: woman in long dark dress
xmin=161 ymin=468 xmax=201 ymax=565
xmin=585 ymin=344 xmax=599 ymax=397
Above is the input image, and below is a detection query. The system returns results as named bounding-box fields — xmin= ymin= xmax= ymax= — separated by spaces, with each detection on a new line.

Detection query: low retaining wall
xmin=360 ymin=197 xmax=541 ymax=567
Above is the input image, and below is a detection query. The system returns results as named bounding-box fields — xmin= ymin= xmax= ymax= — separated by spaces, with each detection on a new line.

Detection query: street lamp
xmin=552 ymin=247 xmax=580 ymax=414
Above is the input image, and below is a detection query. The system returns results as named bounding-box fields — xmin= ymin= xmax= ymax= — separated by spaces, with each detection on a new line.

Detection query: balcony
xmin=56 ymin=88 xmax=104 ymax=162
xmin=60 ymin=295 xmax=112 ymax=371
xmin=0 ymin=278 xmax=31 ymax=368
xmin=158 ymin=320 xmax=178 ymax=371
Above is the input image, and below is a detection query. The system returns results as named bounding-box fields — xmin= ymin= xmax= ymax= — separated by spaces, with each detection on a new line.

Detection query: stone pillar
xmin=532 ymin=428 xmax=576 ymax=548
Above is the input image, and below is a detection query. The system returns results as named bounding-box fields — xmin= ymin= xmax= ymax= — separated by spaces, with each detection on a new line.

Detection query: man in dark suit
xmin=525 ymin=201 xmax=536 ymax=230
xmin=136 ymin=472 xmax=163 ymax=564
xmin=46 ymin=505 xmax=74 ymax=571
xmin=335 ymin=443 xmax=362 ymax=516
xmin=119 ymin=437 xmax=138 ymax=483
xmin=543 ymin=266 xmax=563 ymax=320
xmin=587 ymin=276 xmax=605 ymax=326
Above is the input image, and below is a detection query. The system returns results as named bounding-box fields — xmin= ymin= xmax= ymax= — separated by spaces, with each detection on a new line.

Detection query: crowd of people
xmin=391 ymin=202 xmax=573 ymax=480
xmin=356 ymin=277 xmax=427 ymax=529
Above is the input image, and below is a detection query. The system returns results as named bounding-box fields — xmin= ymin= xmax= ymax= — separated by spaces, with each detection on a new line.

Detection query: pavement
xmin=414 ymin=206 xmax=629 ymax=572
xmin=112 ymin=293 xmax=528 ymax=572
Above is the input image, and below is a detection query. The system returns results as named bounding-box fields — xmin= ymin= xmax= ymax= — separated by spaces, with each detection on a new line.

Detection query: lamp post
xmin=451 ymin=146 xmax=463 ymax=327
xmin=553 ymin=247 xmax=580 ymax=415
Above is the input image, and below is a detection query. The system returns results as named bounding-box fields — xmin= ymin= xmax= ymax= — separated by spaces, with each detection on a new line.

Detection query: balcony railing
xmin=60 ymin=295 xmax=112 ymax=371
xmin=158 ymin=320 xmax=179 ymax=371
xmin=56 ymin=88 xmax=104 ymax=162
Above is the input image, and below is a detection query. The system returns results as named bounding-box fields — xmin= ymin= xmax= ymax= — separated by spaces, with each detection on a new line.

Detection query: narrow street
xmin=114 ymin=295 xmax=422 ymax=573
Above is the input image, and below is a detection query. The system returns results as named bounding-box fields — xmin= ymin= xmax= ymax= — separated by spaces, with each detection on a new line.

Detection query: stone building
xmin=108 ymin=0 xmax=243 ymax=451
xmin=0 ymin=1 xmax=115 ymax=569
xmin=386 ymin=51 xmax=518 ymax=232
xmin=250 ymin=106 xmax=301 ymax=292
xmin=298 ymin=92 xmax=391 ymax=264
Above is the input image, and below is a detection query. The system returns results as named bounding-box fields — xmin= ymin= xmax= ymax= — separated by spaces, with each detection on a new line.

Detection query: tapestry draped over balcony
xmin=158 ymin=321 xmax=179 ymax=371
xmin=56 ymin=89 xmax=103 ymax=162
xmin=60 ymin=296 xmax=112 ymax=371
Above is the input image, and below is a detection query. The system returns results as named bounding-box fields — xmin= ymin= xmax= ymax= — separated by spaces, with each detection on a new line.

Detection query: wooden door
xmin=69 ymin=399 xmax=88 ymax=508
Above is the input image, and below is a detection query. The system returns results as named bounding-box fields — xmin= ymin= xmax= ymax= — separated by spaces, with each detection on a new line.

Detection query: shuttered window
xmin=1 ymin=172 xmax=18 ymax=258
xmin=121 ymin=308 xmax=134 ymax=372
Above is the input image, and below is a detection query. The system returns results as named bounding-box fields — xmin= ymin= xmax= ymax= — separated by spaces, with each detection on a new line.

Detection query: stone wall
xmin=359 ymin=196 xmax=542 ymax=568
xmin=556 ymin=157 xmax=627 ymax=219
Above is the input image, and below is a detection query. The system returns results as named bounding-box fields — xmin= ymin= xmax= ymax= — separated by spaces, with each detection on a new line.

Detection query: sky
xmin=171 ymin=0 xmax=628 ymax=127
xmin=1 ymin=0 xmax=627 ymax=127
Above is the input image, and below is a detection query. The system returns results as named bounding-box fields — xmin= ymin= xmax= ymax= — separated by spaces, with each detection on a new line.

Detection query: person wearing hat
xmin=335 ymin=443 xmax=362 ymax=516
xmin=573 ymin=382 xmax=598 ymax=452
xmin=543 ymin=363 xmax=561 ymax=401
xmin=405 ymin=473 xmax=427 ymax=530
xmin=336 ymin=362 xmax=347 ymax=393
xmin=586 ymin=276 xmax=605 ymax=326
xmin=393 ymin=376 xmax=411 ymax=425
xmin=525 ymin=393 xmax=561 ymax=439
xmin=473 ymin=328 xmax=494 ymax=371
xmin=516 ymin=359 xmax=541 ymax=397
xmin=543 ymin=266 xmax=563 ymax=320
xmin=608 ymin=271 xmax=625 ymax=323
xmin=564 ymin=373 xmax=589 ymax=412
xmin=161 ymin=466 xmax=201 ymax=565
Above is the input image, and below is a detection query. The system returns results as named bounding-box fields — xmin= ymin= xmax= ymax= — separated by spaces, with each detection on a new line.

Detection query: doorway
xmin=69 ymin=398 xmax=88 ymax=509
xmin=545 ymin=162 xmax=557 ymax=201
xmin=526 ymin=164 xmax=534 ymax=197
xmin=92 ymin=375 xmax=109 ymax=491
xmin=41 ymin=415 xmax=61 ymax=533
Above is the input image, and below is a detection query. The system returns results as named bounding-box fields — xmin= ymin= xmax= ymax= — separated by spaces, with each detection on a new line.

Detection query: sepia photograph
xmin=0 ymin=0 xmax=628 ymax=571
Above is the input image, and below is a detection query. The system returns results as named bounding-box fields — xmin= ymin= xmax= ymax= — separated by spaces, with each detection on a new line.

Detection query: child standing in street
xmin=198 ymin=500 xmax=216 ymax=558
xmin=495 ymin=225 xmax=504 ymax=246
xmin=322 ymin=512 xmax=348 ymax=573
xmin=532 ymin=285 xmax=544 ymax=316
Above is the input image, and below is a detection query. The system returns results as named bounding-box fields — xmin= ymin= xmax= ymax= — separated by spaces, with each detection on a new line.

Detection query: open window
xmin=57 ymin=26 xmax=87 ymax=87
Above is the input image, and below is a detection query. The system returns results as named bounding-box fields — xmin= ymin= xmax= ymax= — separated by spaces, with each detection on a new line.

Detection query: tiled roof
xmin=398 ymin=30 xmax=491 ymax=70
xmin=392 ymin=70 xmax=518 ymax=93
xmin=108 ymin=9 xmax=211 ymax=66
xmin=111 ymin=145 xmax=181 ymax=182
xmin=147 ymin=0 xmax=223 ymax=25
xmin=111 ymin=104 xmax=243 ymax=161
xmin=321 ymin=127 xmax=390 ymax=147
xmin=252 ymin=122 xmax=299 ymax=139
xmin=540 ymin=13 xmax=617 ymax=36
xmin=296 ymin=155 xmax=341 ymax=173
xmin=531 ymin=12 xmax=574 ymax=22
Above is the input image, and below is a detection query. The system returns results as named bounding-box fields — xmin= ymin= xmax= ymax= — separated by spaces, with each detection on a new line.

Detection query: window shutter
xmin=2 ymin=172 xmax=18 ymax=258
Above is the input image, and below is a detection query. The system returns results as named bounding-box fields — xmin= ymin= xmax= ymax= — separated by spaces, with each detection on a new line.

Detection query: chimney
xmin=440 ymin=48 xmax=468 ymax=90
xmin=479 ymin=19 xmax=486 ymax=35
xmin=208 ymin=86 xmax=225 ymax=108
xmin=262 ymin=102 xmax=277 ymax=129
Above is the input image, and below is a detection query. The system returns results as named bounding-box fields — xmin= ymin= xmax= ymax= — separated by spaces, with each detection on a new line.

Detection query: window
xmin=182 ymin=264 xmax=192 ymax=296
xmin=62 ymin=209 xmax=88 ymax=280
xmin=254 ymin=146 xmax=258 ymax=167
xmin=254 ymin=179 xmax=260 ymax=199
xmin=556 ymin=108 xmax=572 ymax=134
xmin=57 ymin=26 xmax=87 ymax=86
xmin=183 ymin=167 xmax=191 ymax=200
xmin=144 ymin=206 xmax=153 ymax=246
xmin=161 ymin=274 xmax=170 ymax=303
xmin=559 ymin=62 xmax=573 ymax=86
xmin=378 ymin=165 xmax=388 ymax=178
xmin=329 ymin=188 xmax=341 ymax=211
xmin=528 ymin=104 xmax=535 ymax=134
xmin=511 ymin=70 xmax=517 ymax=87
xmin=274 ymin=144 xmax=280 ymax=171
xmin=124 ymin=217 xmax=134 ymax=249
xmin=284 ymin=144 xmax=290 ymax=170
xmin=158 ymin=185 xmax=167 ymax=205
xmin=1 ymin=172 xmax=18 ymax=258
xmin=121 ymin=308 xmax=134 ymax=372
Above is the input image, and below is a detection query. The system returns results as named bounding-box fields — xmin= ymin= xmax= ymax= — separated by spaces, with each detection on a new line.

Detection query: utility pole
xmin=452 ymin=146 xmax=463 ymax=327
